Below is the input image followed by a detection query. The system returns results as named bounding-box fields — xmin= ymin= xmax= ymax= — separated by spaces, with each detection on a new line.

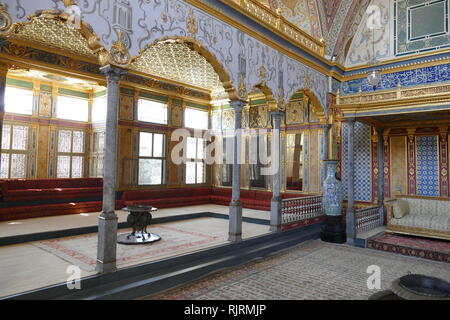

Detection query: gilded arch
xmin=285 ymin=88 xmax=326 ymax=123
xmin=0 ymin=7 xmax=105 ymax=58
xmin=130 ymin=36 xmax=238 ymax=102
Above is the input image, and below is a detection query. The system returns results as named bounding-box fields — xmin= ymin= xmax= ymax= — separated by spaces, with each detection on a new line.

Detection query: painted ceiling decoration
xmin=130 ymin=41 xmax=223 ymax=91
xmin=1 ymin=0 xmax=329 ymax=110
xmin=9 ymin=16 xmax=97 ymax=59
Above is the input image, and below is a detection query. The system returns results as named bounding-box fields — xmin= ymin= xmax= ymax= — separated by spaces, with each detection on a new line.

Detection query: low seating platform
xmin=0 ymin=178 xmax=304 ymax=221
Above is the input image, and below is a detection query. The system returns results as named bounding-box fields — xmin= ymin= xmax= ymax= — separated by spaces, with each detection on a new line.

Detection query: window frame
xmin=0 ymin=122 xmax=30 ymax=179
xmin=184 ymin=107 xmax=209 ymax=130
xmin=56 ymin=128 xmax=86 ymax=178
xmin=4 ymin=85 xmax=34 ymax=116
xmin=137 ymin=97 xmax=168 ymax=125
xmin=56 ymin=94 xmax=90 ymax=123
xmin=185 ymin=137 xmax=206 ymax=185
xmin=137 ymin=131 xmax=166 ymax=186
xmin=90 ymin=130 xmax=105 ymax=178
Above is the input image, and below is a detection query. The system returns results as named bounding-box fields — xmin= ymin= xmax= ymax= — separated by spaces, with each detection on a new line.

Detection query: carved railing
xmin=281 ymin=196 xmax=324 ymax=225
xmin=356 ymin=206 xmax=383 ymax=234
xmin=336 ymin=82 xmax=450 ymax=107
xmin=219 ymin=0 xmax=325 ymax=57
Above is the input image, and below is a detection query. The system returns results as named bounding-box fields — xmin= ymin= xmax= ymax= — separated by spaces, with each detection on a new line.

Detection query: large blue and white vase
xmin=322 ymin=160 xmax=343 ymax=216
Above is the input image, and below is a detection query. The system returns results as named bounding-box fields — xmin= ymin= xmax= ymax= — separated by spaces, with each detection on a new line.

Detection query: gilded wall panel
xmin=119 ymin=94 xmax=134 ymax=121
xmin=285 ymin=100 xmax=304 ymax=125
xmin=38 ymin=91 xmax=52 ymax=118
xmin=308 ymin=128 xmax=320 ymax=193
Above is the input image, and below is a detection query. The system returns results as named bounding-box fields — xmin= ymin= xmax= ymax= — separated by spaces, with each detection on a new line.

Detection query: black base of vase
xmin=320 ymin=215 xmax=347 ymax=244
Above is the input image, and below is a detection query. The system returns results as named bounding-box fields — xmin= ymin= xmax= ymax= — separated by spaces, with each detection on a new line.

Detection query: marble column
xmin=0 ymin=63 xmax=9 ymax=163
xmin=345 ymin=119 xmax=356 ymax=245
xmin=320 ymin=124 xmax=331 ymax=188
xmin=270 ymin=111 xmax=283 ymax=232
xmin=96 ymin=65 xmax=127 ymax=274
xmin=377 ymin=128 xmax=385 ymax=223
xmin=229 ymin=100 xmax=245 ymax=242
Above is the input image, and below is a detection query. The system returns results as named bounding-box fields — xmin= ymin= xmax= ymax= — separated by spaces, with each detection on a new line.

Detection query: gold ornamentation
xmin=0 ymin=4 xmax=12 ymax=35
xmin=238 ymin=73 xmax=247 ymax=100
xmin=2 ymin=43 xmax=32 ymax=58
xmin=62 ymin=0 xmax=78 ymax=7
xmin=259 ymin=65 xmax=267 ymax=84
xmin=57 ymin=56 xmax=84 ymax=70
xmin=131 ymin=40 xmax=222 ymax=91
xmin=187 ymin=8 xmax=198 ymax=36
xmin=8 ymin=13 xmax=103 ymax=58
xmin=38 ymin=92 xmax=52 ymax=117
xmin=119 ymin=94 xmax=134 ymax=120
xmin=305 ymin=71 xmax=311 ymax=89
xmin=106 ymin=30 xmax=132 ymax=67
xmin=285 ymin=100 xmax=304 ymax=125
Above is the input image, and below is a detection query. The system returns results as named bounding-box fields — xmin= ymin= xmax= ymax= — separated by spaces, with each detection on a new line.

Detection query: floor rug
xmin=367 ymin=232 xmax=450 ymax=263
xmin=142 ymin=240 xmax=450 ymax=300
xmin=32 ymin=224 xmax=226 ymax=272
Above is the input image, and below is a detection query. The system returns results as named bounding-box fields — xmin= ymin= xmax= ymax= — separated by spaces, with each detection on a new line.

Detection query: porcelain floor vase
xmin=321 ymin=160 xmax=346 ymax=244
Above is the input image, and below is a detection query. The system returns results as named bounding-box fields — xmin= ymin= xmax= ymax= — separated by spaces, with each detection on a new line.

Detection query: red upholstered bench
xmin=122 ymin=187 xmax=213 ymax=209
xmin=1 ymin=178 xmax=103 ymax=202
xmin=0 ymin=200 xmax=123 ymax=222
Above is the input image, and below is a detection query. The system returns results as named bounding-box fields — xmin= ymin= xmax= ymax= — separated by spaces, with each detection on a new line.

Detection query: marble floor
xmin=0 ymin=205 xmax=270 ymax=298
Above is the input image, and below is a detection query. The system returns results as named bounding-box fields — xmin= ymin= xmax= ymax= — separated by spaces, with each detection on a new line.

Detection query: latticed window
xmin=185 ymin=107 xmax=208 ymax=130
xmin=138 ymin=132 xmax=165 ymax=185
xmin=0 ymin=124 xmax=29 ymax=178
xmin=186 ymin=137 xmax=205 ymax=184
xmin=90 ymin=131 xmax=105 ymax=177
xmin=57 ymin=129 xmax=85 ymax=178
xmin=57 ymin=95 xmax=89 ymax=122
xmin=137 ymin=99 xmax=168 ymax=124
xmin=5 ymin=86 xmax=33 ymax=115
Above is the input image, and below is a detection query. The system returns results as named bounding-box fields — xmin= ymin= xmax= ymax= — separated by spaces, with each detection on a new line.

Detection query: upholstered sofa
xmin=0 ymin=178 xmax=103 ymax=202
xmin=385 ymin=195 xmax=450 ymax=241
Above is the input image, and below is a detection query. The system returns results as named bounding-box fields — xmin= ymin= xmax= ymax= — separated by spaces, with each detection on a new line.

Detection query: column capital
xmin=100 ymin=65 xmax=128 ymax=81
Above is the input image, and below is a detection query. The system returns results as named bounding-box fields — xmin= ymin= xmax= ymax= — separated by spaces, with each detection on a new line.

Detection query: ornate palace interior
xmin=0 ymin=0 xmax=449 ymax=300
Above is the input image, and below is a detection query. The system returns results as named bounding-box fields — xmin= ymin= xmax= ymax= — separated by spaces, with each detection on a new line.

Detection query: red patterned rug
xmin=367 ymin=233 xmax=450 ymax=263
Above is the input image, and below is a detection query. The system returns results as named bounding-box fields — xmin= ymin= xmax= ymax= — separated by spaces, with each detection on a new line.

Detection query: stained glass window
xmin=137 ymin=99 xmax=168 ymax=124
xmin=185 ymin=108 xmax=208 ymax=130
xmin=5 ymin=86 xmax=33 ymax=115
xmin=0 ymin=124 xmax=29 ymax=178
xmin=56 ymin=129 xmax=85 ymax=178
xmin=57 ymin=95 xmax=89 ymax=122
xmin=185 ymin=137 xmax=206 ymax=184
xmin=138 ymin=132 xmax=165 ymax=185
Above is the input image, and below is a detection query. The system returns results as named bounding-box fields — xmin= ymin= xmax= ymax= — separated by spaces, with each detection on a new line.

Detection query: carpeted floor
xmin=367 ymin=232 xmax=450 ymax=263
xmin=31 ymin=219 xmax=233 ymax=271
xmin=142 ymin=240 xmax=450 ymax=300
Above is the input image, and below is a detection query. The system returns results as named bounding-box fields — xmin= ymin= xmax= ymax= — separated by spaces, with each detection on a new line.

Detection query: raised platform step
xmin=3 ymin=223 xmax=323 ymax=300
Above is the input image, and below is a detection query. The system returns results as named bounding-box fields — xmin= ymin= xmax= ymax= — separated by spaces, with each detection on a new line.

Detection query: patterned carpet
xmin=33 ymin=224 xmax=226 ymax=271
xmin=142 ymin=240 xmax=450 ymax=300
xmin=367 ymin=233 xmax=450 ymax=263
